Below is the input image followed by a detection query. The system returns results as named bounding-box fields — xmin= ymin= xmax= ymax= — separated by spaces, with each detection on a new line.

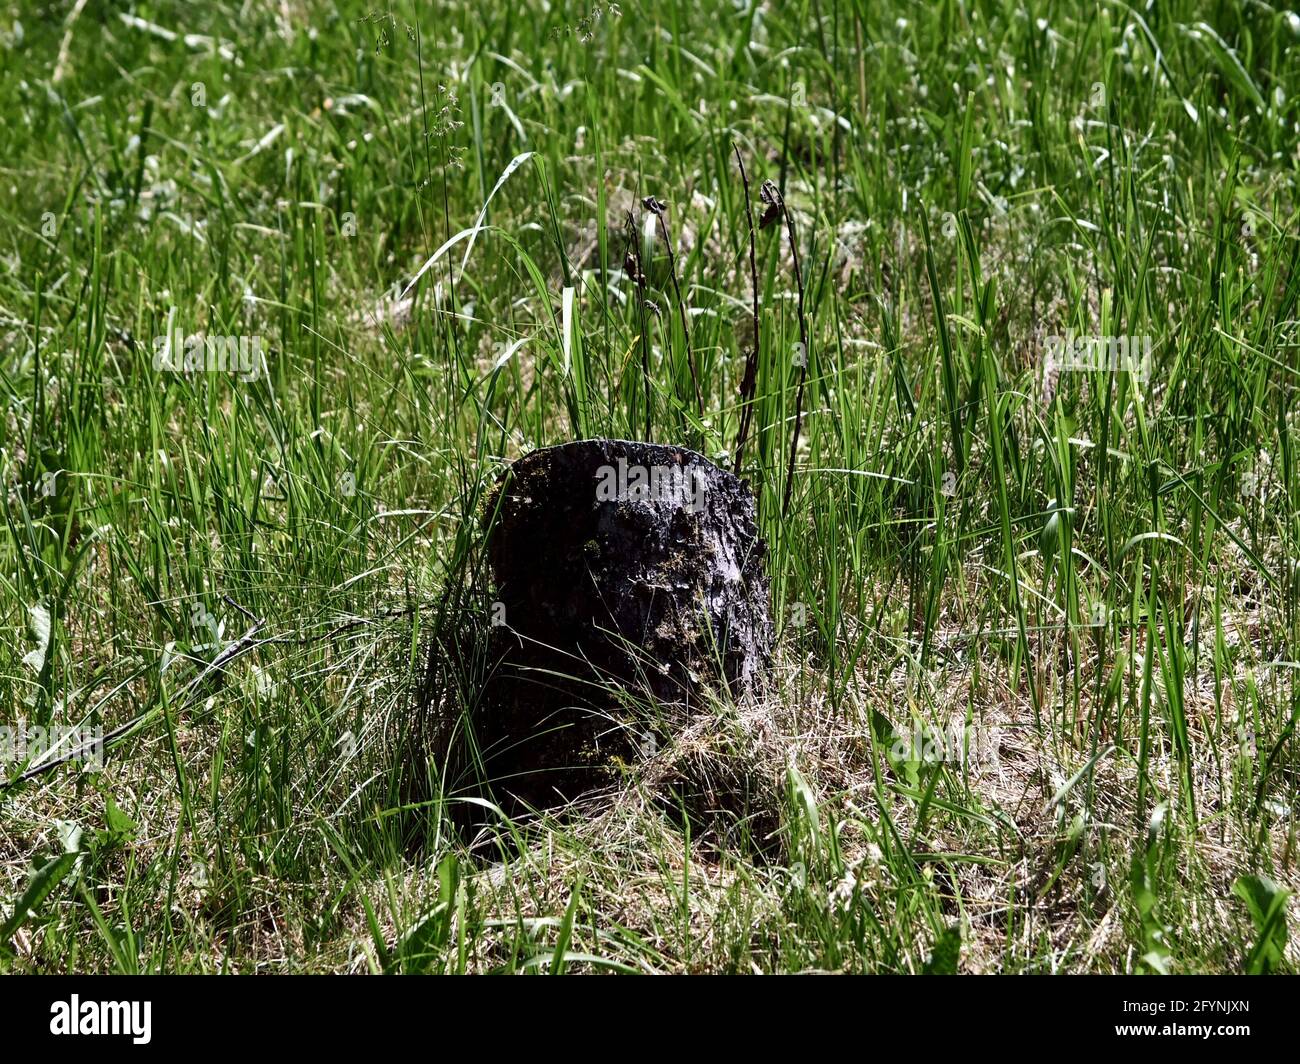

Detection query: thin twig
xmin=733 ymin=144 xmax=762 ymax=477
xmin=624 ymin=209 xmax=653 ymax=440
xmin=771 ymin=182 xmax=810 ymax=518
xmin=643 ymin=196 xmax=702 ymax=428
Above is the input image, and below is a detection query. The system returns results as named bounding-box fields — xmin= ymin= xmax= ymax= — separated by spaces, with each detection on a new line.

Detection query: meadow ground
xmin=0 ymin=0 xmax=1298 ymax=973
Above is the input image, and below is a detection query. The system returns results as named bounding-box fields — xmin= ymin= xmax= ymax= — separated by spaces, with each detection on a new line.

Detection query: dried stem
xmin=774 ymin=184 xmax=810 ymax=518
xmin=623 ymin=210 xmax=653 ymax=440
xmin=733 ymin=144 xmax=761 ymax=476
xmin=644 ymin=196 xmax=702 ymax=430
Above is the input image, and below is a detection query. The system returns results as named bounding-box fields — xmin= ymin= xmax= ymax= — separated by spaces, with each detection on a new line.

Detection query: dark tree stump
xmin=474 ymin=439 xmax=772 ymax=808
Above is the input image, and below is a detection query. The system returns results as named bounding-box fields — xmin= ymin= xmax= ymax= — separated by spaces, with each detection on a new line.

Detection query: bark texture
xmin=475 ymin=439 xmax=772 ymax=807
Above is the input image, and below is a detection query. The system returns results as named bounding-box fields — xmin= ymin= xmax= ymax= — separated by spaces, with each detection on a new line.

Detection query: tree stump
xmin=475 ymin=439 xmax=772 ymax=808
